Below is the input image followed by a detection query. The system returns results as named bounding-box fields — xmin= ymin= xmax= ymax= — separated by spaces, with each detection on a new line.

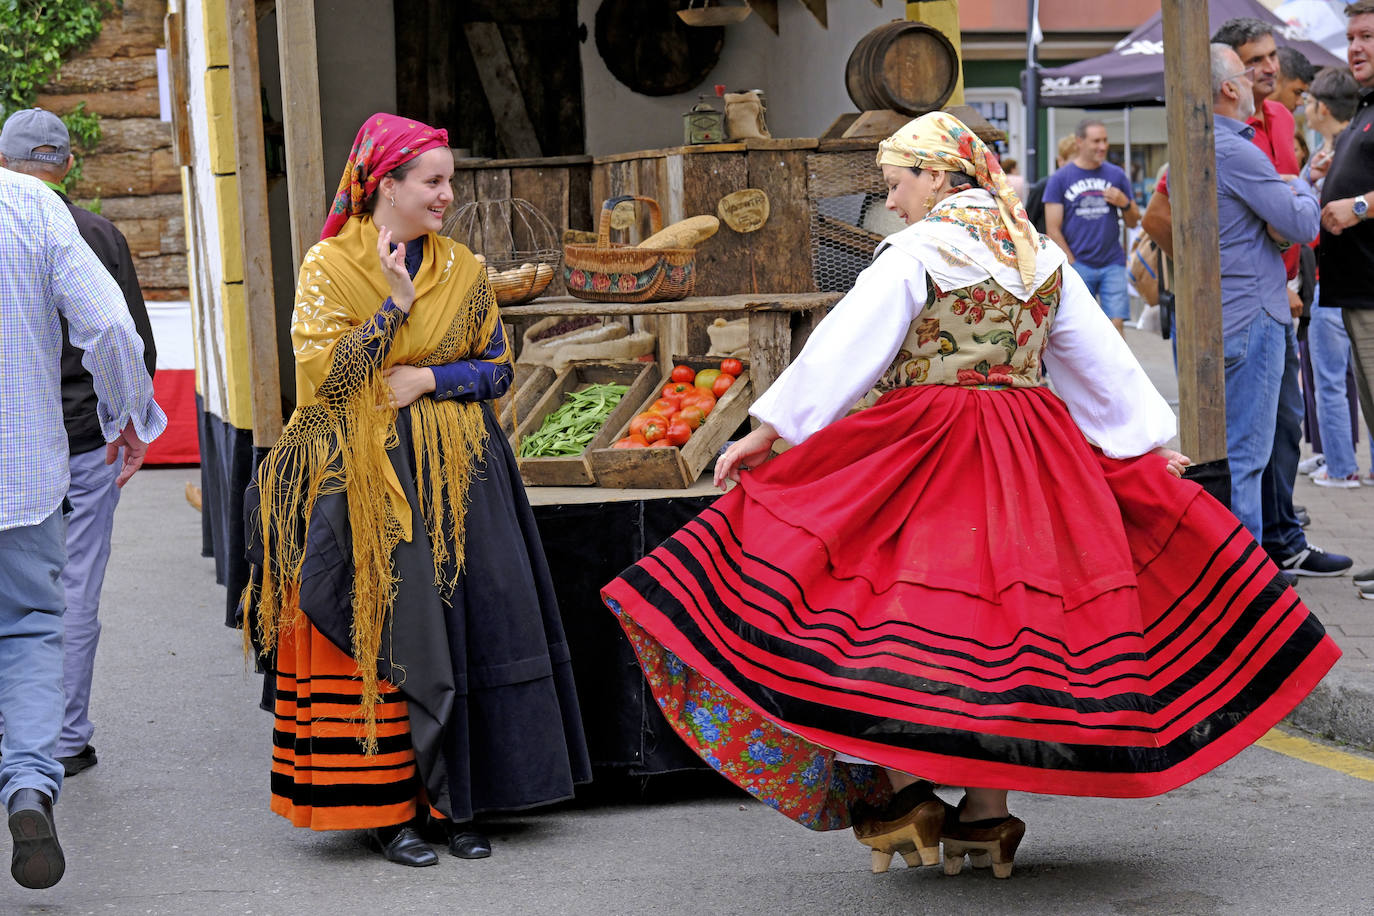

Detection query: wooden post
xmin=226 ymin=0 xmax=283 ymax=446
xmin=1161 ymin=0 xmax=1227 ymax=464
xmin=275 ymin=0 xmax=326 ymax=273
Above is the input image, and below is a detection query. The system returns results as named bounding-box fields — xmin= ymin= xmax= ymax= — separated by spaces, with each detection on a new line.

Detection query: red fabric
xmin=603 ymin=385 xmax=1340 ymax=812
xmin=320 ymin=113 xmax=449 ymax=240
xmin=144 ymin=369 xmax=200 ymax=465
xmin=1248 ymin=100 xmax=1305 ymax=277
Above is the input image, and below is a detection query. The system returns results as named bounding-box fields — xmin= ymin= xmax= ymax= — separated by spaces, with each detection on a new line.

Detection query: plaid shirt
xmin=0 ymin=168 xmax=165 ymax=531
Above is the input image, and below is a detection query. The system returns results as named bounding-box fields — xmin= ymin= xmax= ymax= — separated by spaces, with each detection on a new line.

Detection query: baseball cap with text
xmin=0 ymin=108 xmax=71 ymax=164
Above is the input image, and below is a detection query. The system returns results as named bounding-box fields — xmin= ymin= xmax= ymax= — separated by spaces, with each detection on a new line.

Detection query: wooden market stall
xmin=180 ymin=0 xmax=1013 ymax=776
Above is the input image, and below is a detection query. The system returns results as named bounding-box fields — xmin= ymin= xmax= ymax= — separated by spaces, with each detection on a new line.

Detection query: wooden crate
xmin=512 ymin=360 xmax=659 ymax=487
xmin=496 ymin=363 xmax=556 ymax=438
xmin=589 ymin=357 xmax=752 ymax=489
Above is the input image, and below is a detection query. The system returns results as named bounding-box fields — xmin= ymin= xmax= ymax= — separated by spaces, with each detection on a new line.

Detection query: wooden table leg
xmin=747 ymin=309 xmax=792 ymax=403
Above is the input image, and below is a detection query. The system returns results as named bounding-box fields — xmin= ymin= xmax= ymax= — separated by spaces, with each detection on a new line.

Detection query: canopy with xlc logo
xmin=1034 ymin=0 xmax=1344 ymax=108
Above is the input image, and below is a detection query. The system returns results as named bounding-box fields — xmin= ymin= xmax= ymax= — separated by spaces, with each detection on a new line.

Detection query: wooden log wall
xmin=35 ymin=0 xmax=187 ymax=298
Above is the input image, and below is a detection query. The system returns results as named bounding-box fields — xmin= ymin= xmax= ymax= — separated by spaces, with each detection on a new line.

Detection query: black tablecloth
xmin=532 ymin=493 xmax=717 ymax=774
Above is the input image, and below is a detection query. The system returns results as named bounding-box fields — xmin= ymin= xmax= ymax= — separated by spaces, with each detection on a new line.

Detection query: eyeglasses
xmin=1223 ymin=66 xmax=1257 ymax=84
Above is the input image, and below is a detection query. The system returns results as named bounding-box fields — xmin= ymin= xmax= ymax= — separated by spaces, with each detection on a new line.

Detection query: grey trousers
xmin=57 ymin=447 xmax=121 ymax=758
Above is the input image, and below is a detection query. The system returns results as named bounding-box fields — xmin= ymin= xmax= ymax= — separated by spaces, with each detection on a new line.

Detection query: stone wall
xmin=34 ymin=0 xmax=187 ymax=299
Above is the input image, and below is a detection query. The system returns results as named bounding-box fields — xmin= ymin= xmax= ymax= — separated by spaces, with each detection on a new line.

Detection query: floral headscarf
xmin=877 ymin=112 xmax=1039 ymax=291
xmin=320 ymin=113 xmax=449 ymax=240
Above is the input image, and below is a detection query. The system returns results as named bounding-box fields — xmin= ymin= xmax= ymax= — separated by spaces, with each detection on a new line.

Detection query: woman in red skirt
xmin=601 ymin=112 xmax=1339 ymax=878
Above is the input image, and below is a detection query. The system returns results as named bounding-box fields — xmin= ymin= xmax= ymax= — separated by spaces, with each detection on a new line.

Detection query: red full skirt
xmin=602 ymin=385 xmax=1339 ymax=830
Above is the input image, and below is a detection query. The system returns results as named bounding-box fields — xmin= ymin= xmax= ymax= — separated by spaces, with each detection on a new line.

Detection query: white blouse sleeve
xmin=1041 ymin=264 xmax=1178 ymax=458
xmin=749 ymin=246 xmax=927 ymax=444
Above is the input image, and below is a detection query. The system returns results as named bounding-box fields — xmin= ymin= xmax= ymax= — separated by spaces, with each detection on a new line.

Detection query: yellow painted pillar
xmin=906 ymin=0 xmax=965 ymax=105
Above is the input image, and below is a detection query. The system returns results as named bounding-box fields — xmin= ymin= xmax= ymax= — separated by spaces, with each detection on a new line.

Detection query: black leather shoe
xmin=371 ymin=824 xmax=438 ymax=867
xmin=58 ymin=745 xmax=97 ymax=778
xmin=448 ymin=830 xmax=492 ymax=859
xmin=8 ymin=788 xmax=65 ymax=889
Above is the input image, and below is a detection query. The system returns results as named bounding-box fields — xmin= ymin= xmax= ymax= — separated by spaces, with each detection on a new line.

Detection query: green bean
xmin=518 ymin=383 xmax=630 ymax=458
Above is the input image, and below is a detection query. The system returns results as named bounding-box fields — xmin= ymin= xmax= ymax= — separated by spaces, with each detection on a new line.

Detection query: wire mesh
xmin=806 ymin=150 xmax=905 ymax=293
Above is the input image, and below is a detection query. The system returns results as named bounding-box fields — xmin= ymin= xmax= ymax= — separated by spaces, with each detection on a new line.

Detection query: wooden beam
xmin=750 ymin=0 xmax=780 ymax=34
xmin=1161 ymin=0 xmax=1226 ymax=462
xmin=275 ymin=0 xmax=326 ymax=271
xmin=226 ymin=0 xmax=283 ymax=446
xmin=462 ymin=22 xmax=543 ymax=159
xmin=797 ymin=0 xmax=827 ymax=28
xmin=163 ymin=10 xmax=191 ymax=167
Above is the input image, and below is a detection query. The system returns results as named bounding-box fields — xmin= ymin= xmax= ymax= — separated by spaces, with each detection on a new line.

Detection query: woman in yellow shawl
xmin=244 ymin=113 xmax=589 ymax=867
xmin=602 ymin=112 xmax=1337 ymax=878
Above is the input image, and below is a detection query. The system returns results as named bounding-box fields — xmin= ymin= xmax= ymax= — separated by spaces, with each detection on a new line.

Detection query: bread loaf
xmin=637 ymin=215 xmax=720 ymax=250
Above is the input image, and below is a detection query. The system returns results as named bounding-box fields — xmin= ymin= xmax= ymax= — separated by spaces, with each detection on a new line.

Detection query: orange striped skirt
xmin=270 ymin=619 xmax=422 ymax=831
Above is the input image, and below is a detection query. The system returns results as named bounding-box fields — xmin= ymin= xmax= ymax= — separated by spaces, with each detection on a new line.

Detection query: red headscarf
xmin=320 ymin=113 xmax=449 ymax=240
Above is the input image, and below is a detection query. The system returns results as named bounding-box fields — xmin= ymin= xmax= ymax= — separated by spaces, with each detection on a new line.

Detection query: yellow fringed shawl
xmin=245 ymin=215 xmax=509 ymax=753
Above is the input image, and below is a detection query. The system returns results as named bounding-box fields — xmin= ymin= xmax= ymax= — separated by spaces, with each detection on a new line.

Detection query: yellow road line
xmin=1257 ymin=728 xmax=1374 ymax=782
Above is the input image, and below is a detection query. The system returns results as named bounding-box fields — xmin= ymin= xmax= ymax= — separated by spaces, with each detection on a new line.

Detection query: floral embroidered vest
xmin=876 ymin=267 xmax=1062 ymax=391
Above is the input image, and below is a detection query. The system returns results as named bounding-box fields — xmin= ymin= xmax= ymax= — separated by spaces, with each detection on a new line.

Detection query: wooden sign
xmin=717 ymin=188 xmax=770 ymax=233
xmin=609 ymin=199 xmax=637 ymax=230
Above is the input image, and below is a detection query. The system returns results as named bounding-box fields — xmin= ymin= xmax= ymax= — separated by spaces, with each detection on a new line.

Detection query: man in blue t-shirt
xmin=1044 ymin=118 xmax=1141 ymax=334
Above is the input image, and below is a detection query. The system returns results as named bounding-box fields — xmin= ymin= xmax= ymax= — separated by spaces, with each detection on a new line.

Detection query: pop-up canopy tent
xmin=1036 ymin=0 xmax=1344 ymax=108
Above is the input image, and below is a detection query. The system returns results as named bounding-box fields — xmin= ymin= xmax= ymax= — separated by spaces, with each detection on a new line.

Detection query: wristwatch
xmin=1355 ymin=196 xmax=1369 ymax=221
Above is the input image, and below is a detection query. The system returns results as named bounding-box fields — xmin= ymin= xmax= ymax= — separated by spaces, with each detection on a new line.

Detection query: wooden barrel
xmin=845 ymin=21 xmax=959 ymax=116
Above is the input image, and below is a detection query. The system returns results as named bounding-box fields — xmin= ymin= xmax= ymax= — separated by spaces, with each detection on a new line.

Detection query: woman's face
xmin=379 ymin=147 xmax=455 ymax=239
xmin=883 ymin=164 xmax=941 ymax=225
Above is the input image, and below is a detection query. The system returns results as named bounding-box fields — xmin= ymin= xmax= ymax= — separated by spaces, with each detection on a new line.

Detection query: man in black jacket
xmin=0 ymin=108 xmax=157 ymax=777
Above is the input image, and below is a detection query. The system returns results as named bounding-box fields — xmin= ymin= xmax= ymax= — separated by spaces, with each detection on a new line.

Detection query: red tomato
xmin=677 ymin=404 xmax=705 ymax=429
xmin=664 ymin=419 xmax=692 ymax=446
xmin=647 ymin=397 xmax=680 ymax=417
xmin=719 ymin=358 xmax=743 ymax=377
xmin=670 ymin=364 xmax=696 ymax=384
xmin=712 ymin=374 xmax=735 ymax=398
xmin=649 ymin=438 xmax=676 ymax=448
xmin=662 ymin=381 xmax=693 ymax=398
xmin=612 ymin=435 xmax=648 ymax=449
xmin=640 ymin=417 xmax=667 ymax=443
xmin=681 ymin=389 xmax=716 ymax=416
xmin=629 ymin=412 xmax=665 ymax=439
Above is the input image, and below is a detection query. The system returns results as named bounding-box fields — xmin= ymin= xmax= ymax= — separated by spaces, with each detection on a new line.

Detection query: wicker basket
xmin=442 ymin=198 xmax=561 ymax=306
xmin=564 ymin=196 xmax=697 ymax=303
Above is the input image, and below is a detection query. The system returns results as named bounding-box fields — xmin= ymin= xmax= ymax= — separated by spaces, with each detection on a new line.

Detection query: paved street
xmin=4 ymin=327 xmax=1374 ymax=914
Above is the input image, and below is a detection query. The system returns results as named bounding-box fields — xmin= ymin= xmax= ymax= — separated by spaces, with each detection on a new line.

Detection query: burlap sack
xmin=724 ymin=91 xmax=770 ymax=140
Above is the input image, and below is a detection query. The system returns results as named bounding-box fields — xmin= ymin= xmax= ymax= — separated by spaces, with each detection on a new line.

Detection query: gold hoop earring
xmin=923 ymin=194 xmax=936 ymax=212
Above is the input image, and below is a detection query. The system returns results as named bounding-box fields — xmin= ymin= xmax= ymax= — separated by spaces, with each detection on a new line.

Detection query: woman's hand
xmin=1152 ymin=446 xmax=1192 ymax=478
xmin=713 ymin=424 xmax=781 ymax=490
xmin=383 ymin=365 xmax=435 ymax=410
xmin=377 ymin=226 xmax=416 ymax=312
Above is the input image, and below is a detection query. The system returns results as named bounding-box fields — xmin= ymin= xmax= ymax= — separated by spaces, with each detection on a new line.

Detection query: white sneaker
xmin=1311 ymin=468 xmax=1361 ymax=488
xmin=1299 ymin=454 xmax=1326 ymax=475
xmin=1362 ymin=473 xmax=1374 ymax=487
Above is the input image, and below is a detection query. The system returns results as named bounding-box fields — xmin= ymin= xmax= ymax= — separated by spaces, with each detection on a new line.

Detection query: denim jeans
xmin=1309 ymin=303 xmax=1372 ymax=478
xmin=0 ymin=509 xmax=67 ymax=808
xmin=1070 ymin=261 xmax=1131 ymax=320
xmin=59 ymin=447 xmax=122 ymax=757
xmin=1224 ymin=314 xmax=1286 ymax=540
xmin=1261 ymin=322 xmax=1306 ymax=558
